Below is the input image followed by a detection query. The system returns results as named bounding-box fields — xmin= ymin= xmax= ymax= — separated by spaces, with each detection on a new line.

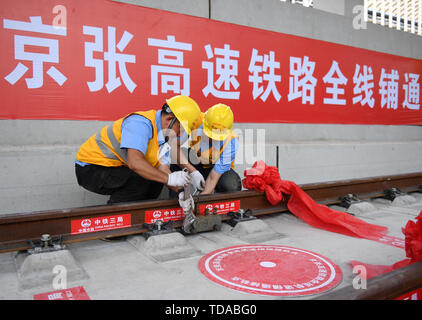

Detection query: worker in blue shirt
xmin=75 ymin=95 xmax=203 ymax=204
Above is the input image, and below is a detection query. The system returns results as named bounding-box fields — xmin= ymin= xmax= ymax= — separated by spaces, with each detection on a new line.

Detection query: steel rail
xmin=314 ymin=260 xmax=422 ymax=300
xmin=0 ymin=172 xmax=421 ymax=253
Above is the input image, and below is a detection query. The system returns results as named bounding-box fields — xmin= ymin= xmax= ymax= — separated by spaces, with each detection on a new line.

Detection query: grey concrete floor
xmin=0 ymin=192 xmax=421 ymax=301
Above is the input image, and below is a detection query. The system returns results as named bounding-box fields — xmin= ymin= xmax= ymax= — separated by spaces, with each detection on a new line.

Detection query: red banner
xmin=1 ymin=0 xmax=421 ymax=124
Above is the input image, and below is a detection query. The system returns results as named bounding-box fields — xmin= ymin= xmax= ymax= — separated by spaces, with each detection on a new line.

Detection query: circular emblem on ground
xmin=198 ymin=245 xmax=342 ymax=297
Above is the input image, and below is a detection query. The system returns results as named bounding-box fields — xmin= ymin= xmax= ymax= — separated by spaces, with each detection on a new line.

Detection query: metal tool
xmin=182 ymin=168 xmax=198 ymax=234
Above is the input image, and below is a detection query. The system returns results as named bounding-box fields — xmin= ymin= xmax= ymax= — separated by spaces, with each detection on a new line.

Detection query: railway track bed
xmin=0 ymin=172 xmax=421 ymax=300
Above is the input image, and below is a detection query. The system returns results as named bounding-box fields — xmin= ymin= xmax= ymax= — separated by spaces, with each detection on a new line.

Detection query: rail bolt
xmin=40 ymin=234 xmax=52 ymax=248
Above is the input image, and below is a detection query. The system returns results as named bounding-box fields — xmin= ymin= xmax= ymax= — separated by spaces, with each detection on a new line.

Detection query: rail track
xmin=316 ymin=260 xmax=422 ymax=300
xmin=1 ymin=172 xmax=421 ymax=253
xmin=1 ymin=171 xmax=422 ymax=300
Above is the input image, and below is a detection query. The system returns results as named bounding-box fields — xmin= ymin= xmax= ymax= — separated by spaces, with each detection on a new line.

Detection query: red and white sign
xmin=372 ymin=235 xmax=405 ymax=249
xmin=395 ymin=288 xmax=422 ymax=300
xmin=33 ymin=286 xmax=90 ymax=300
xmin=144 ymin=200 xmax=240 ymax=223
xmin=199 ymin=200 xmax=240 ymax=215
xmin=144 ymin=207 xmax=184 ymax=224
xmin=198 ymin=245 xmax=342 ymax=296
xmin=71 ymin=213 xmax=131 ymax=235
xmin=0 ymin=0 xmax=421 ymax=125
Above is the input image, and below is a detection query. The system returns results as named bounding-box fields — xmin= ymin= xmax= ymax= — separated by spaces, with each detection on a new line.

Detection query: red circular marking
xmin=198 ymin=245 xmax=342 ymax=297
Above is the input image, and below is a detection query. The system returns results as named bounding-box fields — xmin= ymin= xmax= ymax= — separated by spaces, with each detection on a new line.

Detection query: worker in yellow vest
xmin=75 ymin=95 xmax=203 ymax=204
xmin=175 ymin=103 xmax=241 ymax=202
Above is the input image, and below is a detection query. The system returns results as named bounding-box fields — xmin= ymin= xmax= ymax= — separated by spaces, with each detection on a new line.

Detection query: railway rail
xmin=1 ymin=172 xmax=421 ymax=253
xmin=1 ymin=172 xmax=421 ymax=300
xmin=316 ymin=260 xmax=422 ymax=300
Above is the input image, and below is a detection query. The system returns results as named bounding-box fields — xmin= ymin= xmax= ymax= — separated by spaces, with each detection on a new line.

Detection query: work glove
xmin=167 ymin=170 xmax=190 ymax=187
xmin=190 ymin=170 xmax=205 ymax=191
xmin=178 ymin=191 xmax=195 ymax=213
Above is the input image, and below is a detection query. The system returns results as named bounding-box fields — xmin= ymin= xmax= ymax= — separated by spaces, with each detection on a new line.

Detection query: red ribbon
xmin=243 ymin=160 xmax=422 ymax=278
xmin=242 ymin=160 xmax=389 ymax=241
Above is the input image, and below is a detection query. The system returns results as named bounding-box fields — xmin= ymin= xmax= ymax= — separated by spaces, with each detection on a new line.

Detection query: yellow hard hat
xmin=166 ymin=95 xmax=202 ymax=135
xmin=203 ymin=104 xmax=234 ymax=141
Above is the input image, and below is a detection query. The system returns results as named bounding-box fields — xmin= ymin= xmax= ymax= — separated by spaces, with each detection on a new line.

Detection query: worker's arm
xmin=201 ymin=169 xmax=221 ymax=195
xmin=168 ymin=137 xmax=205 ymax=191
xmin=168 ymin=136 xmax=196 ymax=173
xmin=157 ymin=161 xmax=183 ymax=192
xmin=127 ymin=148 xmax=190 ymax=188
xmin=127 ymin=148 xmax=169 ymax=184
xmin=120 ymin=115 xmax=190 ymax=188
xmin=157 ymin=162 xmax=171 ymax=175
xmin=200 ymin=137 xmax=238 ymax=194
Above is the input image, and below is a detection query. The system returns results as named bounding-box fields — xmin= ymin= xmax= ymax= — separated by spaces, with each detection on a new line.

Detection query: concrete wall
xmin=1 ymin=0 xmax=421 ymax=214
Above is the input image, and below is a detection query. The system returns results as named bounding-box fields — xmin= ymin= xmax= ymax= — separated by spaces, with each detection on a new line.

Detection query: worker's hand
xmin=178 ymin=192 xmax=195 ymax=213
xmin=167 ymin=170 xmax=190 ymax=187
xmin=190 ymin=170 xmax=205 ymax=191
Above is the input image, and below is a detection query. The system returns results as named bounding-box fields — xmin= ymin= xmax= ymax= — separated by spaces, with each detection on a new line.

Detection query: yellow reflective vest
xmin=189 ymin=113 xmax=237 ymax=169
xmin=76 ymin=110 xmax=160 ymax=168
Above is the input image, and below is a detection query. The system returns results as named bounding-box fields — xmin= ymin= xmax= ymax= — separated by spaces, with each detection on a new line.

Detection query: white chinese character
xmin=288 ymin=56 xmax=317 ymax=104
xmin=117 ymin=216 xmax=123 ymax=223
xmin=202 ymin=44 xmax=240 ymax=99
xmin=352 ymin=64 xmax=375 ymax=108
xmin=3 ymin=16 xmax=67 ymax=88
xmin=148 ymin=35 xmax=192 ymax=96
xmin=83 ymin=26 xmax=136 ymax=93
xmin=379 ymin=68 xmax=399 ymax=109
xmin=102 ymin=218 xmax=108 ymax=225
xmin=248 ymin=49 xmax=281 ymax=102
xmin=322 ymin=60 xmax=348 ymax=105
xmin=403 ymin=73 xmax=420 ymax=110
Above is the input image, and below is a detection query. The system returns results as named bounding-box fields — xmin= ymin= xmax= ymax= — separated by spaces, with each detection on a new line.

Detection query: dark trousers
xmin=75 ymin=164 xmax=163 ymax=204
